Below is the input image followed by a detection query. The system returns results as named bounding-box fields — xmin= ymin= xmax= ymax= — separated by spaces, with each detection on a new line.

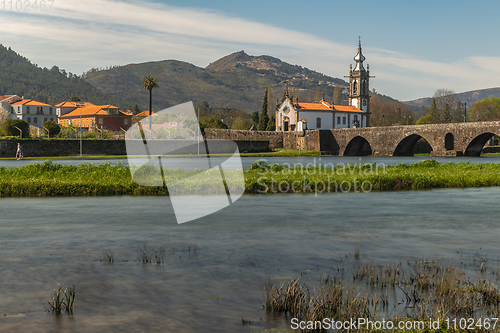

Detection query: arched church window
xmin=353 ymin=81 xmax=357 ymax=94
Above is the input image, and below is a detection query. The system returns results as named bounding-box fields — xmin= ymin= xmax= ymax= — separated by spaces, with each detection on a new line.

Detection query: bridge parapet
xmin=328 ymin=121 xmax=500 ymax=157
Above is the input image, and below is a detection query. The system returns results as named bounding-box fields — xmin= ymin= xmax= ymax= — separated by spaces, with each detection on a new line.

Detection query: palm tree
xmin=141 ymin=76 xmax=160 ymax=129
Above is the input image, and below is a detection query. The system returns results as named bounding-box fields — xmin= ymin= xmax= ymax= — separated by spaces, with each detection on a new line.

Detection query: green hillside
xmin=0 ymin=44 xmax=132 ymax=109
xmin=83 ymin=50 xmax=349 ymax=112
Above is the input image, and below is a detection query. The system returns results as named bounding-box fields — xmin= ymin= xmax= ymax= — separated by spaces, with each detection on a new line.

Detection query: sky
xmin=1 ymin=0 xmax=499 ymax=101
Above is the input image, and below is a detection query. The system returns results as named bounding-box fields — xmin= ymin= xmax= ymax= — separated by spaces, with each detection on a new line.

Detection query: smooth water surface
xmin=1 ymin=188 xmax=500 ymax=332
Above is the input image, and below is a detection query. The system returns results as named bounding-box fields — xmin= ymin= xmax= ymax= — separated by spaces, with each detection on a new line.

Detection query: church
xmin=276 ymin=41 xmax=371 ymax=131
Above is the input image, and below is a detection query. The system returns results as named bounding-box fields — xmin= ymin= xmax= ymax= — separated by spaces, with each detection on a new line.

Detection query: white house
xmin=10 ymin=99 xmax=57 ymax=126
xmin=0 ymin=95 xmax=22 ymax=113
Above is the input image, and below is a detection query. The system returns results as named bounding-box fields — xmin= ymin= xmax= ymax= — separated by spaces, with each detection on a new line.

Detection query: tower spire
xmin=353 ymin=39 xmax=365 ymax=71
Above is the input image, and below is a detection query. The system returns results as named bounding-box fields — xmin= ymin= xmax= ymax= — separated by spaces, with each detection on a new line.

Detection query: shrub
xmin=43 ymin=121 xmax=61 ymax=137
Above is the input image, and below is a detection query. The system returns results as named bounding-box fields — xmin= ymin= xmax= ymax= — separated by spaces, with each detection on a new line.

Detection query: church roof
xmin=332 ymin=105 xmax=364 ymax=113
xmin=292 ymin=100 xmax=363 ymax=113
xmin=294 ymin=101 xmax=332 ymax=111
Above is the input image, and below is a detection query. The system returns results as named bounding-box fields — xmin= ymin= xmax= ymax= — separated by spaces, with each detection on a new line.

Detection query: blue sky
xmin=0 ymin=0 xmax=499 ymax=101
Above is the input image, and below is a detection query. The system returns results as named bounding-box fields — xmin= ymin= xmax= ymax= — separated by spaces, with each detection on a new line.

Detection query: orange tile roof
xmin=0 ymin=95 xmax=17 ymax=101
xmin=59 ymin=105 xmax=124 ymax=118
xmin=134 ymin=110 xmax=156 ymax=118
xmin=293 ymin=100 xmax=364 ymax=113
xmin=332 ymin=105 xmax=364 ymax=113
xmin=294 ymin=101 xmax=332 ymax=111
xmin=55 ymin=101 xmax=96 ymax=108
xmin=11 ymin=99 xmax=53 ymax=107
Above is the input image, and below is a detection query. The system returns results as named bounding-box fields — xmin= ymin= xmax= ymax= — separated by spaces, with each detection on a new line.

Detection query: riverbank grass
xmin=2 ymin=159 xmax=500 ymax=196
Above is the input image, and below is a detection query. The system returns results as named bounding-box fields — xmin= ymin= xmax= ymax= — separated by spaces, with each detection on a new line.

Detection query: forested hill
xmin=0 ymin=45 xmax=131 ymax=109
xmin=83 ymin=50 xmax=349 ymax=112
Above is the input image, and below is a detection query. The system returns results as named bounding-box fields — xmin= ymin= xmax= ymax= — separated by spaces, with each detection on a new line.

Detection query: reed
xmin=138 ymin=243 xmax=165 ymax=264
xmin=265 ymin=258 xmax=500 ymax=332
xmin=48 ymin=284 xmax=75 ymax=314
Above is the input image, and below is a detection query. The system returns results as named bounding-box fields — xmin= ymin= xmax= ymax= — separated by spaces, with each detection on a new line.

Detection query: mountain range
xmin=1 ymin=43 xmax=500 ymax=114
xmin=83 ymin=50 xmax=348 ymax=112
xmin=403 ymin=87 xmax=500 ymax=108
xmin=0 ymin=44 xmax=132 ymax=110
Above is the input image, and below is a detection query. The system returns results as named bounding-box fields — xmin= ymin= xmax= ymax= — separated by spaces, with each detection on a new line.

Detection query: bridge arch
xmin=393 ymin=134 xmax=433 ymax=156
xmin=464 ymin=132 xmax=495 ymax=156
xmin=445 ymin=133 xmax=454 ymax=150
xmin=343 ymin=136 xmax=372 ymax=156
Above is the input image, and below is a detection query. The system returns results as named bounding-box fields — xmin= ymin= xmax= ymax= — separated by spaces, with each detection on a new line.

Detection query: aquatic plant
xmin=264 ymin=258 xmax=500 ymax=332
xmin=48 ymin=284 xmax=75 ymax=314
xmin=138 ymin=244 xmax=165 ymax=264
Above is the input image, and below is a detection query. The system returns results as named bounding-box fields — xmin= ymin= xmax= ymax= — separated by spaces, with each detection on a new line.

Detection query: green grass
xmin=245 ymin=159 xmax=500 ymax=193
xmin=1 ymin=159 xmax=500 ymax=197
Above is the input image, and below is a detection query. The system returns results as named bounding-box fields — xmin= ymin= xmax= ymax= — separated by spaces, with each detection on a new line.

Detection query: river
xmin=0 ymin=187 xmax=499 ymax=332
xmin=2 ymin=155 xmax=500 ymax=170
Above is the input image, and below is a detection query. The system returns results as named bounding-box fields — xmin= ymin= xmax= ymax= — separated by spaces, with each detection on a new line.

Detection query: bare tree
xmin=434 ymin=89 xmax=461 ymax=123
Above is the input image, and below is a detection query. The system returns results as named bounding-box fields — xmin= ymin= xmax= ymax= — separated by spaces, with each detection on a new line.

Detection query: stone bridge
xmin=323 ymin=121 xmax=500 ymax=156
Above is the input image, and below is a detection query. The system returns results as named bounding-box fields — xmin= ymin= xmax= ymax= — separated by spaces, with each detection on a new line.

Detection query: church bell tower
xmin=349 ymin=39 xmax=371 ymax=118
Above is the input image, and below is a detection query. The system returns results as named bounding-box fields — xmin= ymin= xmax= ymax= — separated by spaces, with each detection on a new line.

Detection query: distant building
xmin=0 ymin=95 xmax=22 ymax=112
xmin=58 ymin=105 xmax=132 ymax=131
xmin=132 ymin=110 xmax=155 ymax=124
xmin=55 ymin=101 xmax=96 ymax=118
xmin=276 ymin=98 xmax=366 ymax=131
xmin=276 ymin=41 xmax=371 ymax=131
xmin=10 ymin=99 xmax=57 ymax=126
xmin=1 ymin=95 xmax=22 ymax=120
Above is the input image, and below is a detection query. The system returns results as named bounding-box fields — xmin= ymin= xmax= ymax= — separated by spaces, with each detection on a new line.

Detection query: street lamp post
xmin=463 ymin=102 xmax=467 ymax=122
xmin=14 ymin=126 xmax=22 ymax=138
xmin=196 ymin=106 xmax=200 ymax=155
xmin=42 ymin=126 xmax=50 ymax=139
xmin=75 ymin=102 xmax=85 ymax=157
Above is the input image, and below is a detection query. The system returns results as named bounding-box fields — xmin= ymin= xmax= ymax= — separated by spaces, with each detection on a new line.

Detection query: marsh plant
xmin=48 ymin=284 xmax=75 ymax=314
xmin=97 ymin=247 xmax=115 ymax=262
xmin=138 ymin=244 xmax=165 ymax=264
xmin=265 ymin=258 xmax=500 ymax=332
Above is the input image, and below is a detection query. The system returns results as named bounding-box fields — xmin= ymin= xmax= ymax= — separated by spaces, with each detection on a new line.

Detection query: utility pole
xmin=75 ymin=102 xmax=85 ymax=157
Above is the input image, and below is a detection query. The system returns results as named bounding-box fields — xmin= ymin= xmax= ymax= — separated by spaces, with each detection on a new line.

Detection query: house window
xmin=27 ymin=117 xmax=31 ymax=123
xmin=10 ymin=107 xmax=13 ymax=113
xmin=40 ymin=107 xmax=43 ymax=114
xmin=49 ymin=107 xmax=53 ymax=114
xmin=337 ymin=116 xmax=341 ymax=125
xmin=34 ymin=117 xmax=37 ymax=124
xmin=27 ymin=107 xmax=30 ymax=113
xmin=124 ymin=118 xmax=129 ymax=125
xmin=44 ymin=118 xmax=48 ymax=123
xmin=354 ymin=115 xmax=358 ymax=122
xmin=343 ymin=117 xmax=346 ymax=125
xmin=316 ymin=117 xmax=321 ymax=128
xmin=17 ymin=106 xmax=20 ymax=113
xmin=98 ymin=118 xmax=103 ymax=125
